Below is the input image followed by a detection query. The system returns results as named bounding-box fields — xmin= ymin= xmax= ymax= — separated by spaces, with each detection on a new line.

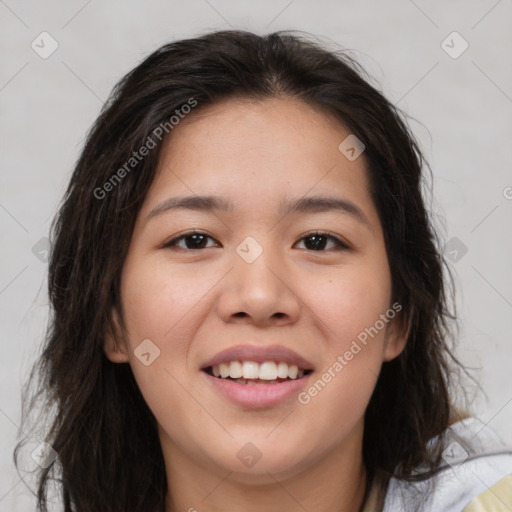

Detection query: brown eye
xmin=163 ymin=231 xmax=219 ymax=250
xmin=295 ymin=232 xmax=350 ymax=251
xmin=163 ymin=230 xmax=350 ymax=252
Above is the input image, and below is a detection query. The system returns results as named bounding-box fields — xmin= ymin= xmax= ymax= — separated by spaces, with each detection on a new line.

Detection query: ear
xmin=382 ymin=312 xmax=411 ymax=362
xmin=103 ymin=306 xmax=130 ymax=364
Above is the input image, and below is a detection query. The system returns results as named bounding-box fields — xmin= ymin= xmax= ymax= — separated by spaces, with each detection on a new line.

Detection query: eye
xmin=162 ymin=230 xmax=350 ymax=252
xmin=162 ymin=230 xmax=219 ymax=251
xmin=294 ymin=231 xmax=350 ymax=251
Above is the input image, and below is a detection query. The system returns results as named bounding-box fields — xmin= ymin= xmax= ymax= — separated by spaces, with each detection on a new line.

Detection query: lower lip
xmin=202 ymin=371 xmax=313 ymax=409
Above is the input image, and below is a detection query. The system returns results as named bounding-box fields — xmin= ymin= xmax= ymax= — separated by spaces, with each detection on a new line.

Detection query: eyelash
xmin=162 ymin=230 xmax=350 ymax=252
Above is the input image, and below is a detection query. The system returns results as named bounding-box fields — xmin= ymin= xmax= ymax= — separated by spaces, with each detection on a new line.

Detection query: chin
xmin=201 ymin=436 xmax=315 ymax=482
xmin=221 ymin=456 xmax=311 ymax=484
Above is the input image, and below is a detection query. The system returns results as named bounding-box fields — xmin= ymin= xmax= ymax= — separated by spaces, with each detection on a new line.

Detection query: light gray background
xmin=1 ymin=1 xmax=511 ymax=510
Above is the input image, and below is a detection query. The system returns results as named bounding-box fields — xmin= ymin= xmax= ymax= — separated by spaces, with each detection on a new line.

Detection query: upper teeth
xmin=211 ymin=361 xmax=306 ymax=380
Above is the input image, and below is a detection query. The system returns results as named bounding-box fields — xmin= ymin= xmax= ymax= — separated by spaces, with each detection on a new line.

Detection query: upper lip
xmin=201 ymin=344 xmax=314 ymax=371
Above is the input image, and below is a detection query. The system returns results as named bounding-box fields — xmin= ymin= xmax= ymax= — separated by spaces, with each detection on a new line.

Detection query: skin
xmin=104 ymin=96 xmax=408 ymax=512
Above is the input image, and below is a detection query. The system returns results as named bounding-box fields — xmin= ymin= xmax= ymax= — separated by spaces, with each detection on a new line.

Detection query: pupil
xmin=306 ymin=235 xmax=326 ymax=250
xmin=187 ymin=234 xmax=206 ymax=249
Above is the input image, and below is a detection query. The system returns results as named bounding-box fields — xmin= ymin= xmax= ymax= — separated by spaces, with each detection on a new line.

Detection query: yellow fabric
xmin=463 ymin=475 xmax=512 ymax=511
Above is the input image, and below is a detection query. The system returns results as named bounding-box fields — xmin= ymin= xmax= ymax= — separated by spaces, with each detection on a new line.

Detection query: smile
xmin=204 ymin=360 xmax=313 ymax=384
xmin=202 ymin=363 xmax=314 ymax=409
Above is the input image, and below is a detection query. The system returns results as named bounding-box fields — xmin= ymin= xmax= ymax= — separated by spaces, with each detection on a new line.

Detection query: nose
xmin=216 ymin=242 xmax=302 ymax=327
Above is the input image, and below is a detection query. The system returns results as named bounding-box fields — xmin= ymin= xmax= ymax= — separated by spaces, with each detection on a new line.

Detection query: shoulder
xmin=380 ymin=417 xmax=512 ymax=512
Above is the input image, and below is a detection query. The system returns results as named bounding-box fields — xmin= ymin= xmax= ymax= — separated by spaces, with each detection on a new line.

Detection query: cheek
xmin=120 ymin=257 xmax=212 ymax=346
xmin=294 ymin=264 xmax=393 ymax=425
xmin=118 ymin=260 xmax=209 ymax=437
xmin=119 ymin=256 xmax=224 ymax=417
xmin=306 ymin=262 xmax=392 ymax=353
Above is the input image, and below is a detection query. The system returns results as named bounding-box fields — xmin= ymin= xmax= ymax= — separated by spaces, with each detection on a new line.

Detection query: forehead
xmin=140 ymin=96 xmax=378 ymax=229
xmin=159 ymin=96 xmax=354 ymax=170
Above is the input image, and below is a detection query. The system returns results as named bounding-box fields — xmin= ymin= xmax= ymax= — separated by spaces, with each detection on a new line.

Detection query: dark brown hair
xmin=14 ymin=29 xmax=469 ymax=511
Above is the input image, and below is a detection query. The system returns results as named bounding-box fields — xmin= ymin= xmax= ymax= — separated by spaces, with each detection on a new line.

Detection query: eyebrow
xmin=145 ymin=194 xmax=373 ymax=232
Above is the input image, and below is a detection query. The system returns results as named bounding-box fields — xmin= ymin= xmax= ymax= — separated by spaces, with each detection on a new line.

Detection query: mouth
xmin=200 ymin=344 xmax=315 ymax=408
xmin=203 ymin=361 xmax=314 ymax=385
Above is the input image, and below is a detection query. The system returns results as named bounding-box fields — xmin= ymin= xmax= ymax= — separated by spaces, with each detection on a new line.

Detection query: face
xmin=104 ymin=96 xmax=407 ymax=483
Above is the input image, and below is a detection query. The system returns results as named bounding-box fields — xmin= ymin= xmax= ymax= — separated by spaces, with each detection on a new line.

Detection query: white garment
xmin=381 ymin=417 xmax=512 ymax=512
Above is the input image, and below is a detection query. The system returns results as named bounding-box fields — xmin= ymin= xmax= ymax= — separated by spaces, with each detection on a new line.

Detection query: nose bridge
xmin=224 ymin=233 xmax=300 ymax=323
xmin=234 ymin=233 xmax=283 ymax=294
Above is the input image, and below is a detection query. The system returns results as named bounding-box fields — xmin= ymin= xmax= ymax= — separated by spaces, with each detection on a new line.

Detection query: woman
xmin=15 ymin=29 xmax=512 ymax=511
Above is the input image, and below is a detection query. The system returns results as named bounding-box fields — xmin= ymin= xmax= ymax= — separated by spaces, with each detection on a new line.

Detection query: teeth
xmin=242 ymin=361 xmax=260 ymax=379
xmin=219 ymin=363 xmax=230 ymax=378
xmin=288 ymin=364 xmax=298 ymax=379
xmin=259 ymin=362 xmax=277 ymax=380
xmin=210 ymin=361 xmax=309 ymax=381
xmin=277 ymin=362 xmax=289 ymax=379
xmin=229 ymin=361 xmax=243 ymax=379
